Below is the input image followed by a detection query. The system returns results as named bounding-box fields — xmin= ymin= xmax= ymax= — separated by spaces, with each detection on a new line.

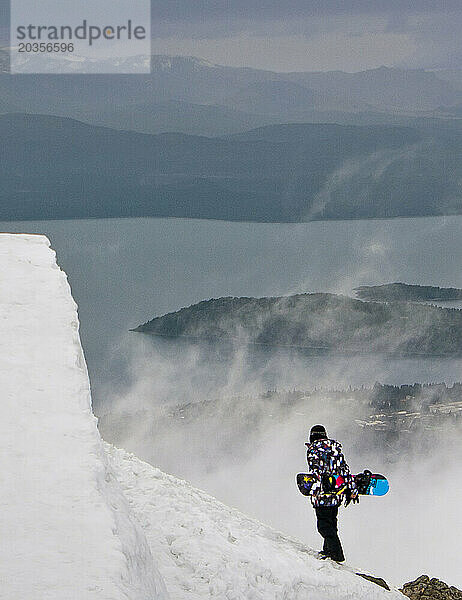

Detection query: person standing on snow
xmin=306 ymin=424 xmax=359 ymax=562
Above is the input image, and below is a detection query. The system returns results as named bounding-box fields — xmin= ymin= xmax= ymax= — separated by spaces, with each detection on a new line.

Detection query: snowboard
xmin=296 ymin=470 xmax=389 ymax=497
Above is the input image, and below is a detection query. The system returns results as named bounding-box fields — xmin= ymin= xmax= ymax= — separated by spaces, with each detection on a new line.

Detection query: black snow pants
xmin=315 ymin=506 xmax=345 ymax=562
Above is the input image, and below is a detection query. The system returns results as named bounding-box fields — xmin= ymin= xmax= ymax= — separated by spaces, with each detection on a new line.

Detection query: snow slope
xmin=0 ymin=234 xmax=168 ymax=600
xmin=107 ymin=443 xmax=404 ymax=600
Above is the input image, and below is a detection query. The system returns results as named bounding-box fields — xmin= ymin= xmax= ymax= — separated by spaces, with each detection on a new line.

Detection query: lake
xmin=1 ymin=215 xmax=462 ymax=409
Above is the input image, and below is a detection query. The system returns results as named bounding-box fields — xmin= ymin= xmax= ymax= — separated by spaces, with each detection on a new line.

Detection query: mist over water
xmin=99 ymin=334 xmax=462 ymax=588
xmin=1 ymin=215 xmax=462 ymax=587
xmin=2 ymin=215 xmax=462 ymax=398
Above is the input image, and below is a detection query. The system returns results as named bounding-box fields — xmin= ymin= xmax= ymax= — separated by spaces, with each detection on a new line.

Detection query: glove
xmin=344 ymin=488 xmax=352 ymax=507
xmin=344 ymin=488 xmax=359 ymax=507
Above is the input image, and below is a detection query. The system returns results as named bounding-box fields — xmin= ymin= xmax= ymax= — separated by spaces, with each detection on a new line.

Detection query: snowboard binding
xmin=353 ymin=470 xmax=372 ymax=495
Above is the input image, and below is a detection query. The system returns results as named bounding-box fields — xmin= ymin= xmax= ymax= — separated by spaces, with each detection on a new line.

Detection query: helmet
xmin=309 ymin=424 xmax=327 ymax=443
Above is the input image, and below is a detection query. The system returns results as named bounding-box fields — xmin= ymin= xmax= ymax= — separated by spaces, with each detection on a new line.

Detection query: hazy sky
xmin=149 ymin=1 xmax=462 ymax=72
xmin=2 ymin=1 xmax=461 ymax=72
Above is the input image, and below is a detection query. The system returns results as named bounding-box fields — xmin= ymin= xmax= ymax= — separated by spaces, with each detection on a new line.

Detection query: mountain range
xmin=3 ymin=54 xmax=462 ymax=222
xmin=2 ymin=54 xmax=462 ymax=136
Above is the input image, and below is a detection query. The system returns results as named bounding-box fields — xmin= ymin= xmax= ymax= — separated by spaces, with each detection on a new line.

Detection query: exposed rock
xmin=401 ymin=575 xmax=462 ymax=599
xmin=357 ymin=573 xmax=390 ymax=590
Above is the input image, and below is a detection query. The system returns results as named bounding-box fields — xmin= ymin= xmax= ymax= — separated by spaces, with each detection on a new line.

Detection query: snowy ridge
xmin=0 ymin=234 xmax=167 ymax=599
xmin=11 ymin=53 xmax=151 ymax=73
xmin=107 ymin=444 xmax=403 ymax=600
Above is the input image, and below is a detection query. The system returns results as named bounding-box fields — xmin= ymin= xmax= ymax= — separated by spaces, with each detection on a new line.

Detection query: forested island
xmin=355 ymin=283 xmax=462 ymax=302
xmin=134 ymin=292 xmax=462 ymax=356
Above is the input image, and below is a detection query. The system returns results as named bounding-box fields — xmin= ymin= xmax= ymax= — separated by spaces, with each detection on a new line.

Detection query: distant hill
xmin=2 ymin=114 xmax=441 ymax=222
xmin=2 ymin=57 xmax=462 ymax=138
xmin=355 ymin=283 xmax=462 ymax=302
xmin=5 ymin=114 xmax=462 ymax=222
xmin=67 ymin=100 xmax=270 ymax=138
xmin=221 ymin=79 xmax=373 ymax=115
xmin=431 ymin=69 xmax=462 ymax=92
xmin=284 ymin=66 xmax=462 ymax=111
xmin=134 ymin=293 xmax=462 ymax=356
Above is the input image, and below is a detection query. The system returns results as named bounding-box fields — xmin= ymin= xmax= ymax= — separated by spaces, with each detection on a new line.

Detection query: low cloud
xmin=149 ymin=3 xmax=462 ymax=71
xmin=99 ymin=335 xmax=462 ymax=587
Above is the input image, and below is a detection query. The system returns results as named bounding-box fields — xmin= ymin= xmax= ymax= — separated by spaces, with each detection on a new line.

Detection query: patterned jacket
xmin=306 ymin=438 xmax=357 ymax=507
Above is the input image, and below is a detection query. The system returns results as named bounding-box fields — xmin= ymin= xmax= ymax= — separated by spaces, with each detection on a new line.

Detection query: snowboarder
xmin=306 ymin=424 xmax=359 ymax=562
